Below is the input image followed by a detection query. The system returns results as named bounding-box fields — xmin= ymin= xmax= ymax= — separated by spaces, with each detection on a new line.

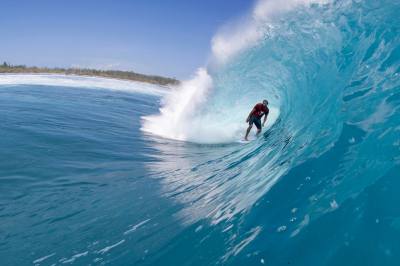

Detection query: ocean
xmin=1 ymin=0 xmax=400 ymax=265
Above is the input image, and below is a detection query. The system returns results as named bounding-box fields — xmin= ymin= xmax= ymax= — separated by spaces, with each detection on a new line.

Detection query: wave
xmin=142 ymin=0 xmax=400 ymax=227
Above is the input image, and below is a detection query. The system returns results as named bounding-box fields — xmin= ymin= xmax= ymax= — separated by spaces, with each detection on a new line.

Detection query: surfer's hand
xmin=246 ymin=117 xmax=249 ymax=123
xmin=262 ymin=122 xmax=265 ymax=127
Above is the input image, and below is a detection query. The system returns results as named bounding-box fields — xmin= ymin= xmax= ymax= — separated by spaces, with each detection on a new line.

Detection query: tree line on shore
xmin=0 ymin=62 xmax=179 ymax=86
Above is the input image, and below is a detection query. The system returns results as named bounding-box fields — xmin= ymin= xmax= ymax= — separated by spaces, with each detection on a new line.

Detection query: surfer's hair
xmin=263 ymin=99 xmax=268 ymax=105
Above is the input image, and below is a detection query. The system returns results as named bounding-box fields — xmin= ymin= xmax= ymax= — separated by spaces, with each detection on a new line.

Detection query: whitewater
xmin=0 ymin=0 xmax=399 ymax=265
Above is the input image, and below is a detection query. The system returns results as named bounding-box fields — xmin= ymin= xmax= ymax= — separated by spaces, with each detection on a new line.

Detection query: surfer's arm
xmin=262 ymin=112 xmax=268 ymax=126
xmin=246 ymin=108 xmax=255 ymax=122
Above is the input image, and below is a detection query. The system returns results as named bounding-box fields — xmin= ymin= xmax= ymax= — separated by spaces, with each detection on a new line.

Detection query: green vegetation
xmin=0 ymin=62 xmax=179 ymax=86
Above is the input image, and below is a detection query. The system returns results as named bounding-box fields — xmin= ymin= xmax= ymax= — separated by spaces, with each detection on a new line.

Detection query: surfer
xmin=244 ymin=100 xmax=269 ymax=141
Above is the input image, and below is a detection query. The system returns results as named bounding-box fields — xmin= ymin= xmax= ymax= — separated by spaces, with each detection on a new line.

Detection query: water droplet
xmin=277 ymin=225 xmax=287 ymax=232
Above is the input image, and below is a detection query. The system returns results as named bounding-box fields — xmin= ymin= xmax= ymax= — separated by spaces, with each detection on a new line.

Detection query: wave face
xmin=140 ymin=0 xmax=400 ymax=220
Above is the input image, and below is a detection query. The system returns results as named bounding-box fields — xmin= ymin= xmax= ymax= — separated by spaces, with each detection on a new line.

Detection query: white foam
xmin=96 ymin=240 xmax=125 ymax=255
xmin=0 ymin=74 xmax=168 ymax=96
xmin=123 ymin=218 xmax=151 ymax=235
xmin=61 ymin=251 xmax=88 ymax=264
xmin=142 ymin=68 xmax=213 ymax=141
xmin=33 ymin=253 xmax=56 ymax=264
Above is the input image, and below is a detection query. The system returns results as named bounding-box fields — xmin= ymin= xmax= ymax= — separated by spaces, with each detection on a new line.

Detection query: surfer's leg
xmin=245 ymin=125 xmax=252 ymax=141
xmin=245 ymin=117 xmax=255 ymax=140
xmin=255 ymin=118 xmax=262 ymax=136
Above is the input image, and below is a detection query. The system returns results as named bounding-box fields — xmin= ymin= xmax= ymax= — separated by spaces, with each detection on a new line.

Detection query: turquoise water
xmin=1 ymin=0 xmax=400 ymax=265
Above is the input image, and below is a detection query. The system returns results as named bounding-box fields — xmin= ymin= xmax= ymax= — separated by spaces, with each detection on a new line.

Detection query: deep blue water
xmin=1 ymin=0 xmax=400 ymax=265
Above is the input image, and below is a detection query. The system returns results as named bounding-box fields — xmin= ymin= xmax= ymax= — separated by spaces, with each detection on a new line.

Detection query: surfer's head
xmin=263 ymin=99 xmax=268 ymax=106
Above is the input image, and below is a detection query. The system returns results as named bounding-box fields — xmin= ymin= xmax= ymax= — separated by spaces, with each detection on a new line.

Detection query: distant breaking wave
xmin=0 ymin=74 xmax=168 ymax=96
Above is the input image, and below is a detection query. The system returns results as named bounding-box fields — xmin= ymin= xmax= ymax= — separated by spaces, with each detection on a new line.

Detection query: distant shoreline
xmin=0 ymin=62 xmax=180 ymax=86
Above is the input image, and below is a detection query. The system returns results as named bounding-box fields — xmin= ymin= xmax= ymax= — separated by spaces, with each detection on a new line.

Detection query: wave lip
xmin=211 ymin=0 xmax=329 ymax=64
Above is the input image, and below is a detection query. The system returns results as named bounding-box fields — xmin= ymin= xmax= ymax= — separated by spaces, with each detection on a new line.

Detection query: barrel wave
xmin=1 ymin=0 xmax=400 ymax=265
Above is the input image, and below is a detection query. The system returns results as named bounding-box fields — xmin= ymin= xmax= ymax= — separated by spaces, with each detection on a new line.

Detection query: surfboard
xmin=237 ymin=139 xmax=251 ymax=144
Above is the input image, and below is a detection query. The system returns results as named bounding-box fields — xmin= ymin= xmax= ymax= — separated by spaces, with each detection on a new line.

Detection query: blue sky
xmin=0 ymin=0 xmax=253 ymax=78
